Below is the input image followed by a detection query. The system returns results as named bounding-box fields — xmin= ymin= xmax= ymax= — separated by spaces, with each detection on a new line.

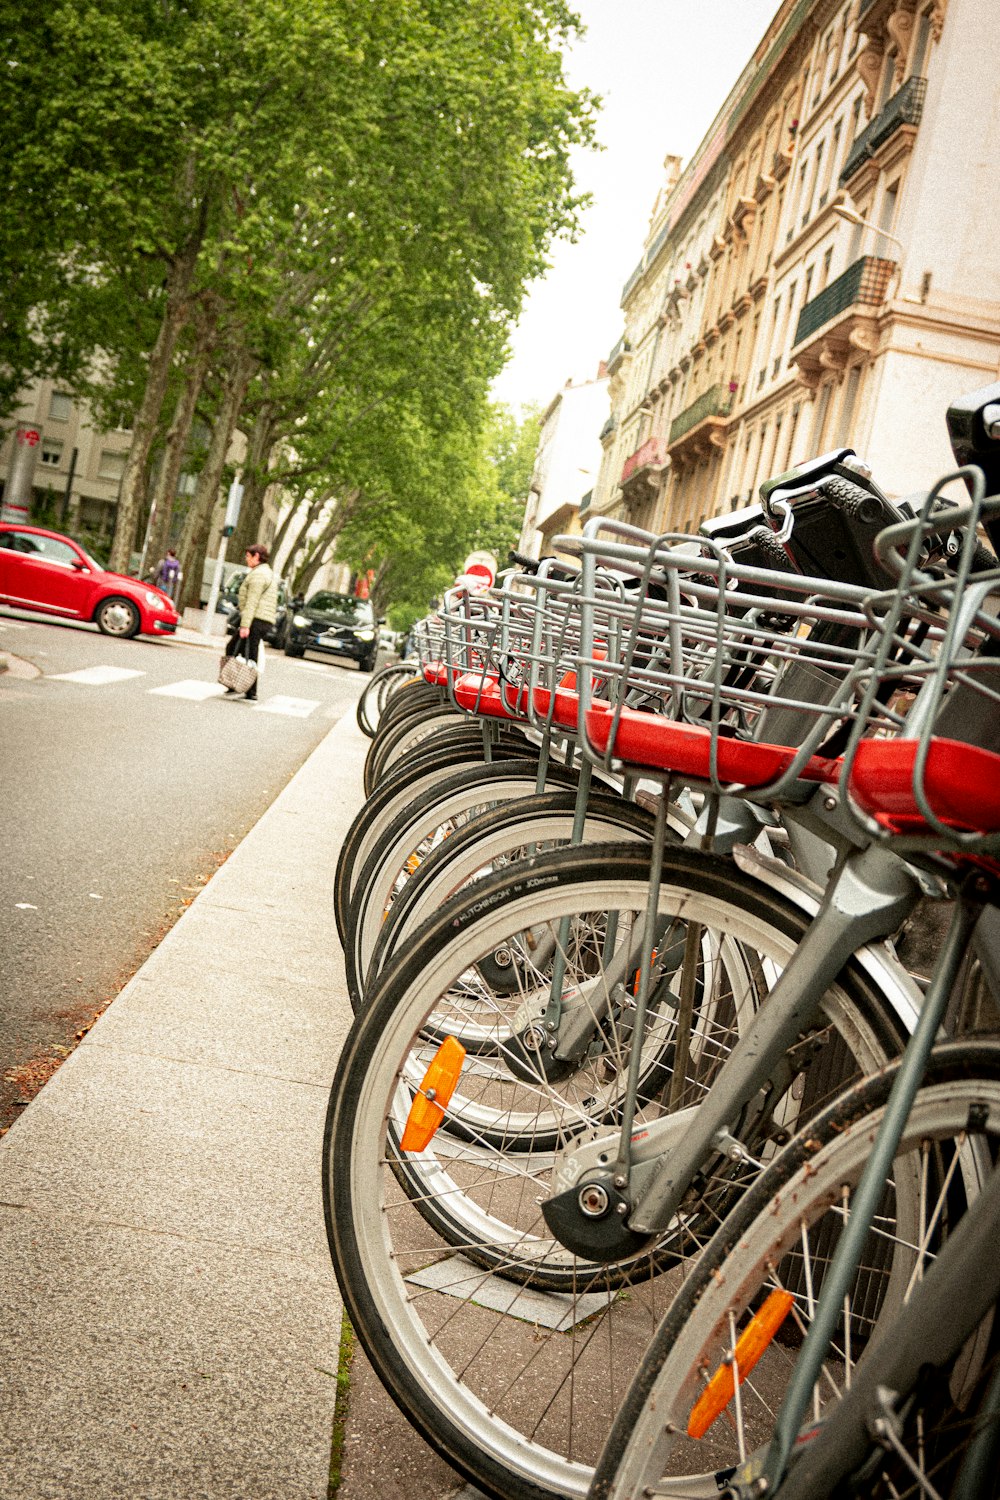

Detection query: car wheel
xmin=95 ymin=596 xmax=141 ymax=638
xmin=285 ymin=641 xmax=305 ymax=658
xmin=360 ymin=652 xmax=378 ymax=673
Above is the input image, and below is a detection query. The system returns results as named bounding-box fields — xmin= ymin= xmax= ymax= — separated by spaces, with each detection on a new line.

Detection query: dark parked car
xmin=284 ymin=590 xmax=379 ymax=671
xmin=219 ymin=570 xmax=290 ymax=648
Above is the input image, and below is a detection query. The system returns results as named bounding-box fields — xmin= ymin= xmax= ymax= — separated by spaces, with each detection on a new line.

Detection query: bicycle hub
xmin=542 ymin=1171 xmax=654 ymax=1262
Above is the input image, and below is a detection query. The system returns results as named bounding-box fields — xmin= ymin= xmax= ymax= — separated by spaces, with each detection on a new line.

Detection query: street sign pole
xmin=201 ymin=478 xmax=244 ymax=634
xmin=1 ymin=426 xmax=41 ymax=523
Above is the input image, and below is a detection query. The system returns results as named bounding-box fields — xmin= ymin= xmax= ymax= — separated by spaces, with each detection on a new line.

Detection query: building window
xmin=836 ymin=365 xmax=864 ymax=447
xmin=850 ymin=94 xmax=864 ymax=141
xmin=820 ymin=246 xmax=834 ymax=290
xmin=877 ymin=52 xmax=897 ymax=112
xmin=40 ymin=437 xmax=63 ymax=468
xmin=910 ymin=9 xmax=933 ymax=78
xmin=48 ymin=391 xmax=72 ymax=422
xmin=877 ymin=179 xmax=900 ymax=257
xmin=828 ymin=118 xmax=843 ymax=191
xmin=784 ymin=402 xmax=801 ymax=468
xmin=812 ymin=382 xmax=834 ymax=449
xmin=98 ymin=449 xmax=127 ymax=482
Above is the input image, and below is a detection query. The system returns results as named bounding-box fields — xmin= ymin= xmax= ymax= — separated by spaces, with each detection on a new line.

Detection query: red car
xmin=0 ymin=524 xmax=179 ymax=638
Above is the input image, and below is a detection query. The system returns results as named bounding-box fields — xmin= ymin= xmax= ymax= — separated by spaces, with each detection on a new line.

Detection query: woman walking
xmin=223 ymin=543 xmax=277 ymax=702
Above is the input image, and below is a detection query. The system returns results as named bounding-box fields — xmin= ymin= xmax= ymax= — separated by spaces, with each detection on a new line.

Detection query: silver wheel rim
xmin=100 ymin=600 xmax=136 ymax=635
xmin=337 ymin=872 xmax=895 ymax=1497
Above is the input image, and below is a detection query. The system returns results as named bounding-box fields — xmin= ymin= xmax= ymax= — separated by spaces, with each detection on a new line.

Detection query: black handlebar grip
xmin=507 ymin=549 xmax=540 ymax=573
xmin=745 ymin=525 xmax=794 ymax=571
xmin=970 ymin=537 xmax=1000 ymax=572
xmin=818 ymin=474 xmax=886 ymax=525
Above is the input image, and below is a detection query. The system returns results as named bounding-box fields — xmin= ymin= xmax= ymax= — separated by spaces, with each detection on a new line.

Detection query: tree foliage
xmin=2 ymin=0 xmax=593 ymax=599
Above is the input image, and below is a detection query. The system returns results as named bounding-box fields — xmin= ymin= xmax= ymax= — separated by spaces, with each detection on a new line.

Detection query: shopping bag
xmin=218 ymin=651 xmax=258 ymax=694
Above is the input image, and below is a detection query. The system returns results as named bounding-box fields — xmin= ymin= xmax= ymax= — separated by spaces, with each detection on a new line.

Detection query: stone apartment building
xmin=518 ymin=370 xmax=610 ymax=560
xmin=593 ymin=0 xmax=1000 ymax=531
xmin=0 ymin=379 xmax=133 ymax=541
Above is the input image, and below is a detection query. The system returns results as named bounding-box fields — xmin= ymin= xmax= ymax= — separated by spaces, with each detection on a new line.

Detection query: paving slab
xmin=0 ymin=706 xmax=390 ymax=1499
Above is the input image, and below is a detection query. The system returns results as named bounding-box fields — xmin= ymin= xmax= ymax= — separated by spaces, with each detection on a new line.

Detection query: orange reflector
xmin=399 ymin=1035 xmax=466 ymax=1152
xmin=687 ymin=1289 xmax=795 ymax=1438
xmin=632 ymin=947 xmax=658 ymax=998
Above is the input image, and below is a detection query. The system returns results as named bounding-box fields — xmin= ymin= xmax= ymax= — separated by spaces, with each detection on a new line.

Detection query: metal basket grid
xmin=563 ymin=518 xmax=905 ymax=798
xmin=831 ymin=470 xmax=1000 ymax=855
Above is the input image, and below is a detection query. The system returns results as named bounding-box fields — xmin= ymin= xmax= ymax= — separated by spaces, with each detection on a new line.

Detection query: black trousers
xmin=225 ymin=617 xmax=269 ymax=697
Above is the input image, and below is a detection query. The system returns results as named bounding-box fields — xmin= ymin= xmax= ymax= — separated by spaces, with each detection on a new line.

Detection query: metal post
xmin=58 ymin=447 xmax=78 ymax=530
xmin=201 ymin=479 xmax=243 ymax=635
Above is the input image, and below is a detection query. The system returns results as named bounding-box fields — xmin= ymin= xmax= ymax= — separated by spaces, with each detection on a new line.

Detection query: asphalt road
xmin=0 ymin=608 xmax=368 ymax=1129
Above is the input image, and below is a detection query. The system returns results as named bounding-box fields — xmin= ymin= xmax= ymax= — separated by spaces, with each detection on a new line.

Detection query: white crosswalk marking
xmin=148 ymin=679 xmax=227 ymax=700
xmin=50 ymin=666 xmax=145 ymax=685
xmin=251 ymin=695 xmax=319 ymax=718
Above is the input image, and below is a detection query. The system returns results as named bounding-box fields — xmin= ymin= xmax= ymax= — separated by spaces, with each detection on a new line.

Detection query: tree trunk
xmin=291 ymin=490 xmax=361 ymax=594
xmin=177 ymin=344 xmax=255 ymax=611
xmin=141 ymin=311 xmax=217 ymax=574
xmin=108 ymin=238 xmax=202 ymax=573
xmin=271 ymin=483 xmax=335 ymax=571
xmin=230 ymin=400 xmax=276 ymax=557
xmin=280 ymin=493 xmax=330 ymax=581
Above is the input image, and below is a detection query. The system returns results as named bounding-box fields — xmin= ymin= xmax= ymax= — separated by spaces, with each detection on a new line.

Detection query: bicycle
xmin=324 ymin=472 xmax=956 ymax=1497
xmin=591 ymin=460 xmax=1000 ymax=1500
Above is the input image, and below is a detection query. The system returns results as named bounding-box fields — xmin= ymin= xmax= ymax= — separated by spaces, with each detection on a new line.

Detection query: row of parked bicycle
xmin=323 ymin=382 xmax=1000 ymax=1500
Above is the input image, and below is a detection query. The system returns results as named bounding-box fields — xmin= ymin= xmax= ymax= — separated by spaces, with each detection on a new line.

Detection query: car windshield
xmin=306 ymin=592 xmax=374 ymax=624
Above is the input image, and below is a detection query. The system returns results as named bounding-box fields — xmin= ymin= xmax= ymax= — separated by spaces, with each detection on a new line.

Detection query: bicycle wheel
xmin=363 ymin=704 xmax=467 ymax=793
xmin=591 ymin=1040 xmax=1000 ymax=1500
xmin=365 ymin=791 xmax=661 ymax=988
xmin=333 ymin=736 xmax=545 ymax=946
xmin=343 ymin=762 xmax=584 ymax=1007
xmin=324 ymin=845 xmax=911 ymax=1500
xmin=356 ymin=663 xmax=424 ymax=738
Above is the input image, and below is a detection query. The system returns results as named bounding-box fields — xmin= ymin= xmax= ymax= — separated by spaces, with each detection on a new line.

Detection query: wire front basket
xmin=559 ymin=476 xmax=1000 ymax=856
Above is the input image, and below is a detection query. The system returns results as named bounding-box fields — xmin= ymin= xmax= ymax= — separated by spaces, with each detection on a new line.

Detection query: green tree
xmin=4 ymin=0 xmax=594 ymax=599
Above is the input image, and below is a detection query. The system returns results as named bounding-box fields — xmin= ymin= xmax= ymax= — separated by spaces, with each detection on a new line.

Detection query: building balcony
xmin=667 ymin=384 xmax=735 ymax=467
xmin=792 ymin=255 xmax=895 ymax=384
xmin=793 ymin=255 xmax=895 ymax=347
xmin=840 ymin=76 xmax=927 ymax=186
xmin=606 ymin=336 xmax=632 ymax=375
xmin=621 ymin=434 xmax=668 ymax=487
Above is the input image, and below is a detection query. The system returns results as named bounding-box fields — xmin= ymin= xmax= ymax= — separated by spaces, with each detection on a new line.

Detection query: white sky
xmin=491 ymin=0 xmax=781 ymax=413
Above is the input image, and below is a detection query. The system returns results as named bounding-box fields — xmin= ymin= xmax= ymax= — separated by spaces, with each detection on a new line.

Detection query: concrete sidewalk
xmin=0 ymin=704 xmax=456 ymax=1498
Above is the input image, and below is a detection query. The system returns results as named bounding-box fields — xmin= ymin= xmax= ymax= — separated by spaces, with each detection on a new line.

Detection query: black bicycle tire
xmin=356 ymin=663 xmax=424 ymax=738
xmin=344 ymin=759 xmax=582 ymax=1006
xmin=333 ymin=734 xmax=545 ymax=946
xmin=366 ymin=789 xmax=658 ymax=987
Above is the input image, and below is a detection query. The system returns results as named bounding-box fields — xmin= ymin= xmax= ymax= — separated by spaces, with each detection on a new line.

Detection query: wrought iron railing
xmin=840 ymin=75 xmax=926 ymax=184
xmin=793 ymin=255 xmax=895 ymax=346
xmin=668 ymin=383 xmax=734 ymax=444
xmin=607 ymin=336 xmax=632 ymax=371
